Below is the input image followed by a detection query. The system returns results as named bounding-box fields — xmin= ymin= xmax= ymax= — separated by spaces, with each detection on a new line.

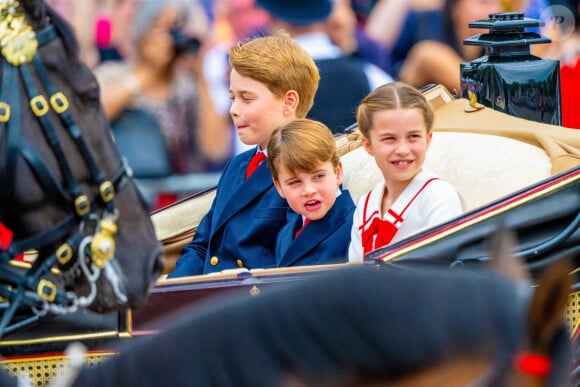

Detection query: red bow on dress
xmin=361 ymin=217 xmax=398 ymax=254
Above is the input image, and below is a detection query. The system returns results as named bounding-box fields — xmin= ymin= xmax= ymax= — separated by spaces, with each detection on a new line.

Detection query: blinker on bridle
xmin=0 ymin=1 xmax=133 ymax=337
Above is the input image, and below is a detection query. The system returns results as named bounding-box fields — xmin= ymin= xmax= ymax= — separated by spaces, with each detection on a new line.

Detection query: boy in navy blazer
xmin=267 ymin=119 xmax=355 ymax=267
xmin=168 ymin=33 xmax=320 ymax=277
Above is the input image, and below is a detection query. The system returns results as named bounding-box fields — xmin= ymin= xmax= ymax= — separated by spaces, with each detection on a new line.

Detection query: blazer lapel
xmin=278 ymin=212 xmax=336 ymax=267
xmin=214 ymin=161 xmax=273 ymax=232
xmin=277 ymin=211 xmax=301 ymax=263
xmin=278 ymin=193 xmax=353 ymax=266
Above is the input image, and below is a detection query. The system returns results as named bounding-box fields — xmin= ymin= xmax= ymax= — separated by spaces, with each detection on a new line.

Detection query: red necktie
xmin=294 ymin=218 xmax=310 ymax=239
xmin=245 ymin=152 xmax=267 ymax=178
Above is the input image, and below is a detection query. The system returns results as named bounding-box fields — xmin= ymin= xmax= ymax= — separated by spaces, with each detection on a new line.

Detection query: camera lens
xmin=170 ymin=28 xmax=200 ymax=55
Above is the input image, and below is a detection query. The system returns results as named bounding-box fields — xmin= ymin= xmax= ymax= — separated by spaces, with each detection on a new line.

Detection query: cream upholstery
xmin=341 ymin=131 xmax=552 ymax=211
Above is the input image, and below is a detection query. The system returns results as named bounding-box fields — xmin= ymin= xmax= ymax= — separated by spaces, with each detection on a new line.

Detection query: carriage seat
xmin=152 ymin=87 xmax=580 ymax=274
xmin=340 ymin=131 xmax=552 ymax=211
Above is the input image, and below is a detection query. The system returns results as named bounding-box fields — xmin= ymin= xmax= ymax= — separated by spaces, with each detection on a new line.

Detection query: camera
xmin=170 ymin=28 xmax=200 ymax=55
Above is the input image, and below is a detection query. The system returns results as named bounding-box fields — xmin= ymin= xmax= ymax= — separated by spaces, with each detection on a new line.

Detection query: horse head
xmin=70 ymin=223 xmax=574 ymax=386
xmin=0 ymin=0 xmax=164 ymax=335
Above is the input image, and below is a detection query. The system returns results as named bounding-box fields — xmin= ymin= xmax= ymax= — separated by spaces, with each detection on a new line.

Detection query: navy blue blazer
xmin=168 ymin=148 xmax=288 ymax=277
xmin=276 ymin=190 xmax=355 ymax=267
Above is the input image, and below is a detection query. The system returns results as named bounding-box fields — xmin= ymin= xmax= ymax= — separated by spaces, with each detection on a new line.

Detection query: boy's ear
xmin=273 ymin=178 xmax=285 ymax=198
xmin=283 ymin=90 xmax=299 ymax=115
xmin=336 ymin=161 xmax=344 ymax=185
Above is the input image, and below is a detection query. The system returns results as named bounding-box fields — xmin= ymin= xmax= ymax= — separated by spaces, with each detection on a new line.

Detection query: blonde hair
xmin=229 ymin=32 xmax=320 ymax=118
xmin=357 ymin=82 xmax=434 ymax=138
xmin=267 ymin=119 xmax=338 ymax=182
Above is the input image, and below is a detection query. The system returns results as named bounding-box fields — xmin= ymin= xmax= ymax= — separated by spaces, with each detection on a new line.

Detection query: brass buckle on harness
xmin=0 ymin=102 xmax=10 ymax=122
xmin=37 ymin=279 xmax=57 ymax=302
xmin=74 ymin=195 xmax=90 ymax=216
xmin=99 ymin=181 xmax=115 ymax=203
xmin=30 ymin=95 xmax=49 ymax=117
xmin=56 ymin=243 xmax=73 ymax=265
xmin=49 ymin=92 xmax=69 ymax=114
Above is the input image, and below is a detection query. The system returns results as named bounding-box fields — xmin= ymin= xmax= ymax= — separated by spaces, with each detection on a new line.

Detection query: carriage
xmin=0 ymin=1 xmax=579 ymax=385
xmin=137 ymin=84 xmax=579 ymax=327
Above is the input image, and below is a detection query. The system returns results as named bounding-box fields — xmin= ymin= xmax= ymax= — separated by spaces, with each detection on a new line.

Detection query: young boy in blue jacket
xmin=267 ymin=119 xmax=355 ymax=267
xmin=168 ymin=33 xmax=320 ymax=277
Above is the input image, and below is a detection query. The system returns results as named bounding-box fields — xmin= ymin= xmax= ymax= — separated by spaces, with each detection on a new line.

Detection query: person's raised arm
xmin=364 ymin=0 xmax=411 ymax=49
xmin=95 ymin=62 xmax=156 ymax=121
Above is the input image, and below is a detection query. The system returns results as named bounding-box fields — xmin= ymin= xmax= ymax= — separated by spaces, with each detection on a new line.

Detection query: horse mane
xmin=485 ymin=224 xmax=573 ymax=386
xmin=68 ymin=223 xmax=572 ymax=386
xmin=19 ymin=0 xmax=79 ymax=58
xmin=70 ymin=265 xmax=531 ymax=386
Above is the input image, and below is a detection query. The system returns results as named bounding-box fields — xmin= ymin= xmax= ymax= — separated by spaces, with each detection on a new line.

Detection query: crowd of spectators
xmin=45 ymin=0 xmax=580 ymax=209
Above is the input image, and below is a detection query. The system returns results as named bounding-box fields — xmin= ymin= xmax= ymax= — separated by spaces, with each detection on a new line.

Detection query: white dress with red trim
xmin=348 ymin=169 xmax=465 ymax=262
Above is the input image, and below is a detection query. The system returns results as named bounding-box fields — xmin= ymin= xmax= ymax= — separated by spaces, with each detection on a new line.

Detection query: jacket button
xmin=237 ymin=259 xmax=244 ymax=268
xmin=210 ymin=256 xmax=219 ymax=266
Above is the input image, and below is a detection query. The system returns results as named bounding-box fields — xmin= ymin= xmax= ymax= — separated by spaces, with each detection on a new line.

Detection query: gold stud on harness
xmin=91 ymin=219 xmax=118 ymax=268
xmin=49 ymin=92 xmax=70 ymax=114
xmin=30 ymin=94 xmax=49 ymax=116
xmin=74 ymin=195 xmax=91 ymax=216
xmin=0 ymin=101 xmax=9 ymax=122
xmin=99 ymin=181 xmax=115 ymax=203
xmin=56 ymin=243 xmax=73 ymax=265
xmin=37 ymin=278 xmax=57 ymax=302
xmin=0 ymin=1 xmax=38 ymax=66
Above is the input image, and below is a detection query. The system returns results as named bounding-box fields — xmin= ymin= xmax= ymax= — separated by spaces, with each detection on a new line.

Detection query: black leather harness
xmin=0 ymin=7 xmax=134 ymax=337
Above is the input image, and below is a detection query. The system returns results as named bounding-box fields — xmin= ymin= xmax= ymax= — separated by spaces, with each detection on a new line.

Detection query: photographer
xmin=95 ymin=0 xmax=233 ymax=180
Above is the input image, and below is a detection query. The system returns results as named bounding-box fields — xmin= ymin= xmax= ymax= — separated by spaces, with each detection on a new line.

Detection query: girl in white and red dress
xmin=348 ymin=82 xmax=465 ymax=262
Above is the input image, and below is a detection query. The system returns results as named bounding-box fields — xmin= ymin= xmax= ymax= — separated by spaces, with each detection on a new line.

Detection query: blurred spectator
xmin=392 ymin=0 xmax=550 ymax=93
xmin=397 ymin=0 xmax=504 ymax=93
xmin=325 ymin=0 xmax=359 ymax=55
xmin=542 ymin=0 xmax=580 ymax=128
xmin=213 ymin=0 xmax=271 ymax=42
xmin=46 ymin=0 xmax=100 ymax=67
xmin=95 ymin=0 xmax=214 ymax=64
xmin=256 ymin=0 xmax=394 ymax=134
xmin=365 ymin=0 xmax=444 ymax=78
xmin=364 ymin=0 xmax=548 ymax=80
xmin=325 ymin=0 xmax=393 ymax=73
xmin=94 ymin=0 xmax=233 ymax=178
xmin=94 ymin=0 xmax=140 ymax=63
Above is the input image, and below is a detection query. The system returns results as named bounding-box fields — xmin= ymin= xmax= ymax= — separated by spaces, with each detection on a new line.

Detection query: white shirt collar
xmin=255 ymin=146 xmax=267 ymax=157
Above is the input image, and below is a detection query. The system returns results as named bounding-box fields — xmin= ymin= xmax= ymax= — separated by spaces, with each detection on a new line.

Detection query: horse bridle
xmin=0 ymin=3 xmax=135 ymax=337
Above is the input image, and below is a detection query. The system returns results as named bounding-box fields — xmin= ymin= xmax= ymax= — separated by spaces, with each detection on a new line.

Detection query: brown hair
xmin=229 ymin=32 xmax=320 ymax=118
xmin=267 ymin=119 xmax=339 ymax=182
xmin=356 ymin=82 xmax=434 ymax=139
